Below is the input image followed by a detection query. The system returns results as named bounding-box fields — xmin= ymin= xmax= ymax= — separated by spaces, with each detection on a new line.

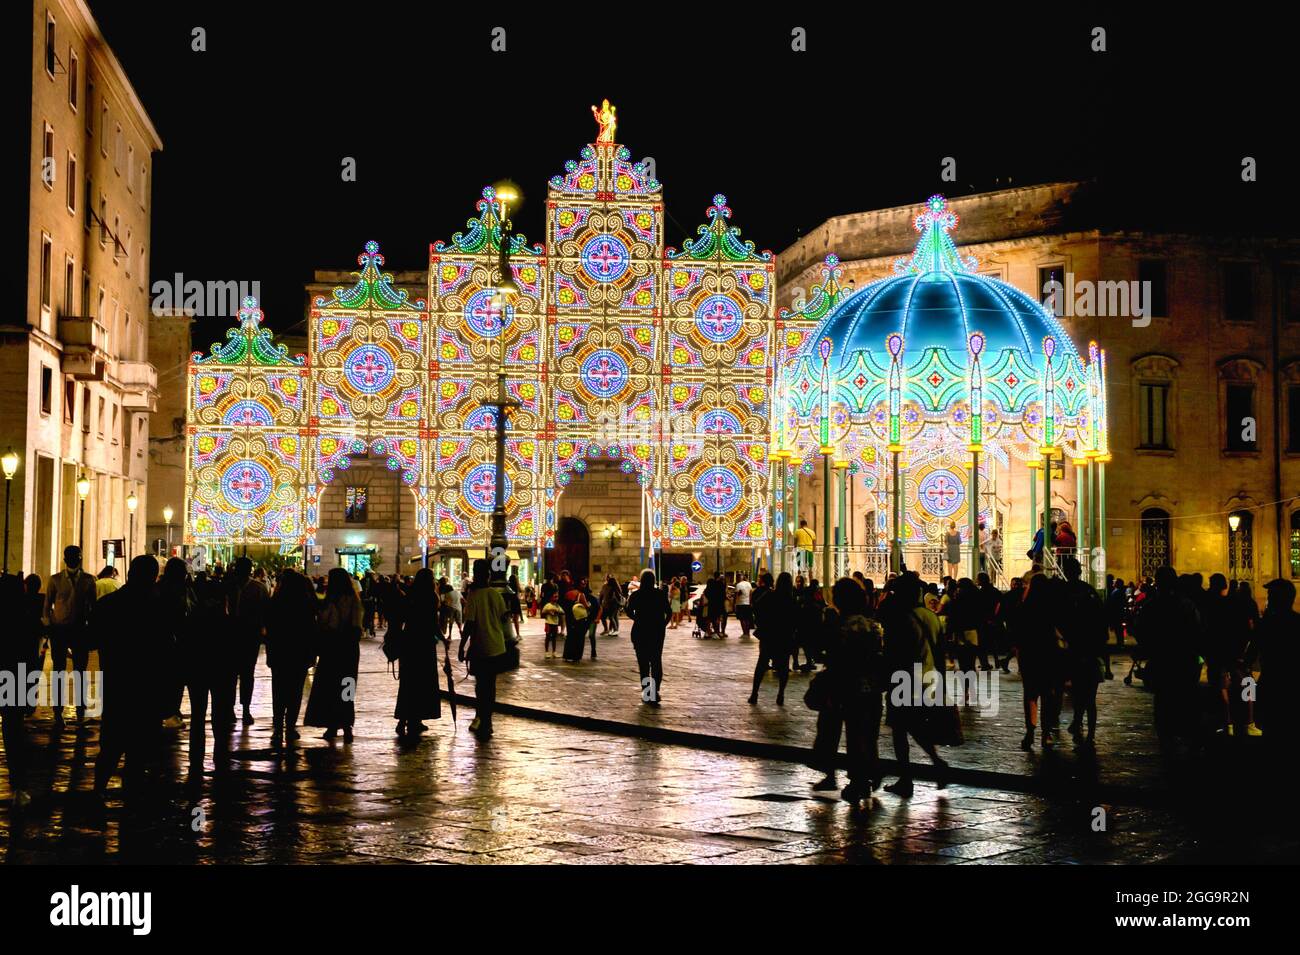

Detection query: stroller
xmin=690 ymin=594 xmax=708 ymax=639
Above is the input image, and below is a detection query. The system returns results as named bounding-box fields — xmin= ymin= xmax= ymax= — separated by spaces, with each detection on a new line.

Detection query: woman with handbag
xmin=304 ymin=568 xmax=363 ymax=743
xmin=561 ymin=576 xmax=591 ymax=662
xmin=394 ymin=568 xmax=443 ymax=739
xmin=459 ymin=559 xmax=512 ymax=739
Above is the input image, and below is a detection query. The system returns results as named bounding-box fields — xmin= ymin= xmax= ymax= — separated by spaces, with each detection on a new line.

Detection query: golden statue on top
xmin=591 ymin=99 xmax=617 ymax=144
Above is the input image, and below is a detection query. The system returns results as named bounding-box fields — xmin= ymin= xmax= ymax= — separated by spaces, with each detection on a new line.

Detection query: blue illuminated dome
xmin=801 ymin=194 xmax=1078 ymax=370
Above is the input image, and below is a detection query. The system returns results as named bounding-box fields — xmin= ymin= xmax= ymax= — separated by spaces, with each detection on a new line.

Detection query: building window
xmin=84 ymin=174 xmax=92 ymax=229
xmin=137 ymin=245 xmax=146 ymax=291
xmin=1228 ymin=511 xmax=1254 ymax=580
xmin=1225 ymin=383 xmax=1257 ymax=452
xmin=1223 ymin=262 xmax=1254 ymax=323
xmin=40 ymin=366 xmax=53 ymax=416
xmin=1290 ymin=512 xmax=1300 ymax=577
xmin=63 ymin=255 xmax=75 ymax=315
xmin=68 ymin=49 xmax=78 ymax=110
xmin=1038 ymin=265 xmax=1065 ymax=311
xmin=125 ymin=229 xmax=133 ymax=277
xmin=111 ymin=404 xmax=119 ymax=445
xmin=112 ymin=215 xmax=120 ymax=260
xmin=100 ymin=103 xmax=108 ymax=156
xmin=1138 ymin=260 xmax=1168 ymax=318
xmin=345 ymin=487 xmax=368 ymax=523
xmin=85 ymin=78 xmax=94 ymax=133
xmin=40 ymin=234 xmax=52 ymax=313
xmin=97 ymin=396 xmax=104 ymax=437
xmin=127 ymin=144 xmax=135 ymax=192
xmin=63 ymin=379 xmax=75 ymax=423
xmin=139 ymin=165 xmax=147 ymax=210
xmin=1139 ymin=382 xmax=1170 ymax=449
xmin=82 ymin=389 xmax=90 ymax=434
xmin=81 ymin=270 xmax=89 ymax=317
xmin=66 ymin=153 xmax=76 ymax=212
xmin=42 ymin=123 xmax=54 ymax=190
xmin=45 ymin=12 xmax=56 ymax=76
xmin=114 ymin=124 xmax=123 ymax=174
xmin=1139 ymin=508 xmax=1171 ymax=581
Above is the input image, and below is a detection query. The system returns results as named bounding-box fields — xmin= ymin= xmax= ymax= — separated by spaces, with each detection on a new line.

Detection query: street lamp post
xmin=76 ymin=473 xmax=91 ymax=552
xmin=2 ymin=448 xmax=18 ymax=574
xmin=126 ymin=488 xmax=138 ymax=562
xmin=163 ymin=504 xmax=174 ymax=557
xmin=484 ymin=184 xmax=521 ymax=581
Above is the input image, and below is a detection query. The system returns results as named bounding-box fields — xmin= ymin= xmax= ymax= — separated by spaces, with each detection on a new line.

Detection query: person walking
xmin=1011 ymin=572 xmax=1064 ymax=749
xmin=625 ymin=569 xmax=671 ymax=705
xmin=304 ymin=568 xmax=363 ymax=742
xmin=394 ymin=568 xmax=442 ymax=738
xmin=182 ymin=570 xmax=237 ymax=776
xmin=93 ymin=555 xmax=166 ymax=798
xmin=1060 ymin=557 xmax=1105 ymax=743
xmin=459 ymin=559 xmax=511 ymax=739
xmin=880 ymin=573 xmax=948 ymax=796
xmin=705 ymin=573 xmax=726 ymax=637
xmin=794 ymin=519 xmax=816 ymax=576
xmin=1256 ymin=578 xmax=1300 ymax=756
xmin=44 ymin=545 xmax=98 ymax=728
xmin=266 ymin=569 xmax=318 ymax=748
xmin=749 ymin=572 xmax=796 ymax=706
xmin=598 ymin=574 xmax=622 ymax=636
xmin=669 ymin=577 xmax=683 ymax=629
xmin=227 ymin=557 xmax=268 ymax=727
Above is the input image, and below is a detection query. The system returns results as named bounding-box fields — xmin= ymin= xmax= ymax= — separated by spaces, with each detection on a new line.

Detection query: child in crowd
xmin=541 ymin=597 xmax=564 ymax=658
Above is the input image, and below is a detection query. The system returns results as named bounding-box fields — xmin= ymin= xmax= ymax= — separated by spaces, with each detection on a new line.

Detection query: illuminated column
xmin=967 ymin=333 xmax=985 ymax=581
xmin=886 ymin=333 xmax=904 ymax=574
xmin=834 ymin=457 xmax=849 ymax=579
xmin=1086 ymin=455 xmax=1098 ymax=588
xmin=1075 ymin=456 xmax=1087 ymax=582
xmin=1097 ymin=456 xmax=1109 ymax=584
xmin=817 ymin=337 xmax=834 ymax=592
xmin=1028 ymin=457 xmax=1040 ymax=568
xmin=791 ymin=457 xmax=801 ymax=576
xmin=1040 ymin=336 xmax=1057 ymax=575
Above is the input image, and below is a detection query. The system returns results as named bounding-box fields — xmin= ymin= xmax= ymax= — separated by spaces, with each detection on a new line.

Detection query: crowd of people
xmin=1 ymin=540 xmax=1294 ymax=814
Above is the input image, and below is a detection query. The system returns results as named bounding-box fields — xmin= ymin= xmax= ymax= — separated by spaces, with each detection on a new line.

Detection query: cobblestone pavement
xmin=0 ymin=617 xmax=1289 ymax=864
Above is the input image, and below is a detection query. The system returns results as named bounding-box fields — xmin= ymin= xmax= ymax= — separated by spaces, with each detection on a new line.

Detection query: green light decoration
xmin=433 ymin=186 xmax=544 ymax=257
xmin=667 ymin=194 xmax=771 ymax=263
xmin=315 ymin=241 xmax=428 ymax=312
xmin=192 ymin=297 xmax=305 ymax=366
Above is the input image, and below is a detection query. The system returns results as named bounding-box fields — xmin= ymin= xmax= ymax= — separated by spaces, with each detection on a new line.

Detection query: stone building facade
xmin=5 ymin=0 xmax=160 ymax=578
xmin=777 ymin=182 xmax=1300 ymax=588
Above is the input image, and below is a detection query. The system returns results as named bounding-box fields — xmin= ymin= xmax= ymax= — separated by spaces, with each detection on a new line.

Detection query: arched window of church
xmin=1139 ymin=508 xmax=1171 ymax=581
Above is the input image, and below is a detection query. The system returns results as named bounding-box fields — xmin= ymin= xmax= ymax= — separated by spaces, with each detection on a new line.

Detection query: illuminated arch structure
xmin=185 ymin=114 xmax=779 ymax=570
xmin=774 ymin=195 xmax=1111 ymax=586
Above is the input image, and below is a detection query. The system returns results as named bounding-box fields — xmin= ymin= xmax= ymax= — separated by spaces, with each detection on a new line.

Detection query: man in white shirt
xmin=733 ymin=575 xmax=754 ymax=638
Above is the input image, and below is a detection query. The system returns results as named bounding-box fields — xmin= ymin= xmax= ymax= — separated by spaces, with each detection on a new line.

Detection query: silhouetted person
xmin=183 ymin=569 xmax=237 ymax=776
xmin=750 ymin=572 xmax=796 ymax=705
xmin=459 ymin=558 xmax=510 ymax=739
xmin=625 ymin=569 xmax=670 ymax=705
xmin=1131 ymin=566 xmax=1202 ymax=748
xmin=0 ymin=574 xmax=33 ymax=808
xmin=813 ymin=578 xmax=885 ymax=805
xmin=158 ymin=557 xmax=193 ymax=730
xmin=1012 ymin=573 xmax=1064 ymax=749
xmin=394 ymin=568 xmax=442 ymax=738
xmin=266 ymin=569 xmax=318 ymax=748
xmin=305 ymin=568 xmax=363 ymax=742
xmin=1257 ymin=578 xmax=1300 ymax=755
xmin=227 ymin=557 xmax=267 ymax=726
xmin=1060 ymin=557 xmax=1106 ymax=743
xmin=881 ymin=573 xmax=947 ymax=796
xmin=93 ymin=555 xmax=165 ymax=798
xmin=44 ymin=545 xmax=97 ymax=727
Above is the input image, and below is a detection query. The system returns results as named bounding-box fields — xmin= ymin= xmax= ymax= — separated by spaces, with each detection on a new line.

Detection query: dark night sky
xmin=89 ymin=3 xmax=1293 ymax=340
